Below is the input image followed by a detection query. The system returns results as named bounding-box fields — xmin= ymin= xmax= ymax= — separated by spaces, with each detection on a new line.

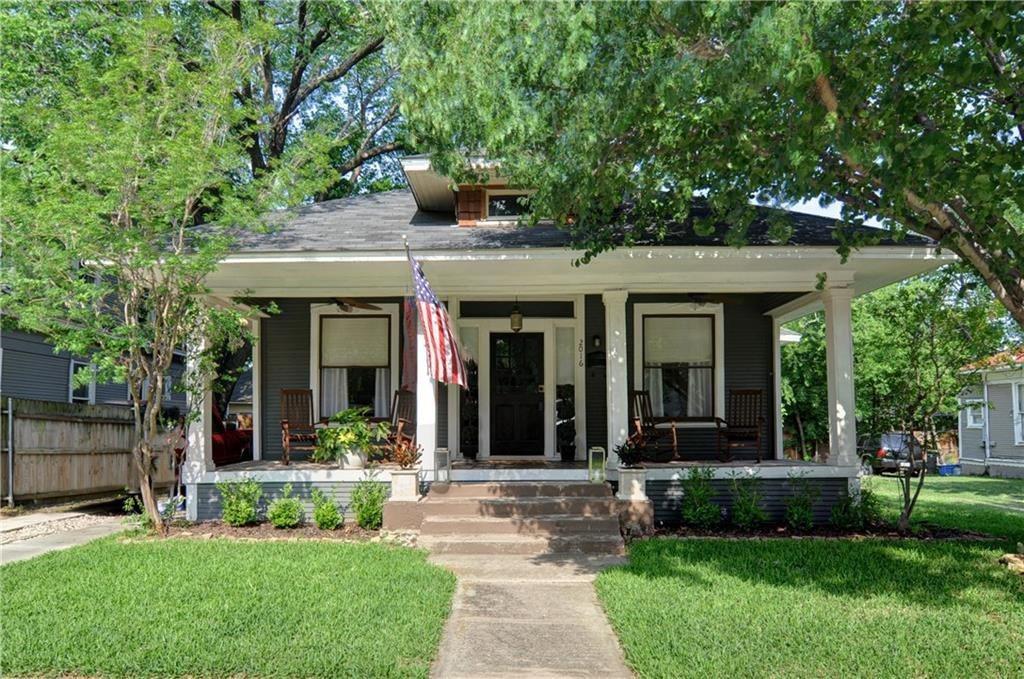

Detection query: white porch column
xmin=183 ymin=342 xmax=214 ymax=521
xmin=603 ymin=290 xmax=629 ymax=468
xmin=823 ymin=285 xmax=857 ymax=466
xmin=415 ymin=317 xmax=438 ymax=474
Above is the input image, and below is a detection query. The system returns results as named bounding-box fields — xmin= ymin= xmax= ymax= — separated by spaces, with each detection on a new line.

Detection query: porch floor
xmin=216 ymin=458 xmax=819 ymax=473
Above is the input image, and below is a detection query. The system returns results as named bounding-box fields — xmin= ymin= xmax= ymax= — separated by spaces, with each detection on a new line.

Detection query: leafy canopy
xmin=385 ymin=1 xmax=1024 ymax=325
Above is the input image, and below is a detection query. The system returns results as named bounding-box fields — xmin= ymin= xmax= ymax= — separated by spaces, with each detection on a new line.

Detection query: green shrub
xmin=350 ymin=478 xmax=388 ymax=530
xmin=311 ymin=488 xmax=343 ymax=530
xmin=217 ymin=477 xmax=263 ymax=526
xmin=267 ymin=484 xmax=303 ymax=528
xmin=729 ymin=472 xmax=768 ymax=529
xmin=784 ymin=471 xmax=820 ymax=531
xmin=830 ymin=480 xmax=881 ymax=530
xmin=681 ymin=467 xmax=722 ymax=529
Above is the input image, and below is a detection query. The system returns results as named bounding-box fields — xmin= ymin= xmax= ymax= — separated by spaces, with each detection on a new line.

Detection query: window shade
xmin=321 ymin=317 xmax=389 ymax=366
xmin=644 ymin=316 xmax=712 ymax=365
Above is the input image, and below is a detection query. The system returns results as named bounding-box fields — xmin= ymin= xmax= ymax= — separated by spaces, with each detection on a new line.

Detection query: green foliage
xmin=831 ymin=481 xmax=881 ymax=531
xmin=313 ymin=407 xmax=387 ymax=463
xmin=217 ymin=478 xmax=263 ymax=527
xmin=311 ymin=488 xmax=343 ymax=531
xmin=1 ymin=539 xmax=456 ymax=677
xmin=386 ymin=2 xmax=1024 ymax=326
xmin=267 ymin=484 xmax=303 ymax=529
xmin=680 ymin=467 xmax=721 ymax=529
xmin=350 ymin=478 xmax=388 ymax=530
xmin=728 ymin=472 xmax=768 ymax=530
xmin=0 ymin=1 xmax=405 ymax=530
xmin=783 ymin=472 xmax=820 ymax=531
xmin=782 ymin=267 xmax=1009 ymax=459
xmin=613 ymin=440 xmax=644 ymax=468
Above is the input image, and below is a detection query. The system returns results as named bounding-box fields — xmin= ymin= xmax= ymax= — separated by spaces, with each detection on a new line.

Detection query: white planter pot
xmin=616 ymin=467 xmax=648 ymax=502
xmin=340 ymin=448 xmax=366 ymax=469
xmin=390 ymin=469 xmax=421 ymax=501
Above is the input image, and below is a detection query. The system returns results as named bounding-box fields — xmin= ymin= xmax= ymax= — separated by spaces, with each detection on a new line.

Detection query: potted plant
xmin=388 ymin=437 xmax=422 ymax=501
xmin=614 ymin=439 xmax=648 ymax=502
xmin=313 ymin=407 xmax=385 ymax=469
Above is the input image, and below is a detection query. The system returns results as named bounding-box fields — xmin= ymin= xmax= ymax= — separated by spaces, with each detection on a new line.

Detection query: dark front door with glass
xmin=490 ymin=332 xmax=544 ymax=455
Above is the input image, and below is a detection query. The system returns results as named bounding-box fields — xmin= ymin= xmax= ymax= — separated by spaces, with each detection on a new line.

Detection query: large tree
xmin=1 ymin=4 xmax=272 ymax=530
xmin=386 ymin=1 xmax=1024 ymax=326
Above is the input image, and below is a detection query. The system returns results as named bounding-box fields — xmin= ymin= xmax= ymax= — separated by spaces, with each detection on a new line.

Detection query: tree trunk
xmin=134 ymin=441 xmax=165 ymax=534
xmin=794 ymin=412 xmax=807 ymax=460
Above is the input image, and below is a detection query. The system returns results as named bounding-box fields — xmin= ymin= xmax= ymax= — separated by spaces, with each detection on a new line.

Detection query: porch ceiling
xmin=206 ymin=245 xmax=951 ymax=298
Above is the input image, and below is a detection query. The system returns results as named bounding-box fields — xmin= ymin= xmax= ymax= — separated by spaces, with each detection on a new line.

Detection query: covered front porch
xmin=182 ymin=259 xmax=889 ymax=520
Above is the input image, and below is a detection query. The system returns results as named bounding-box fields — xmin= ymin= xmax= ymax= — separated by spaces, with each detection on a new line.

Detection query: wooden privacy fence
xmin=0 ymin=397 xmax=177 ymax=504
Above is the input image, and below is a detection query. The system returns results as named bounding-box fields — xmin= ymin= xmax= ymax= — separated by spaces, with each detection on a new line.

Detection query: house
xmin=959 ymin=348 xmax=1024 ymax=479
xmin=0 ymin=328 xmax=187 ymax=413
xmin=181 ymin=156 xmax=951 ymax=529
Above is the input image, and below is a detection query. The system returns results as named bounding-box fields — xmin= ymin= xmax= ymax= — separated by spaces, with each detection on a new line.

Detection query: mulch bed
xmin=156 ymin=521 xmax=381 ymax=542
xmin=643 ymin=522 xmax=996 ymax=541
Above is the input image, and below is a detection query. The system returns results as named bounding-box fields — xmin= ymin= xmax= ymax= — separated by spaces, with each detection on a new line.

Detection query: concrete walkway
xmin=0 ymin=513 xmax=123 ymax=565
xmin=429 ymin=554 xmax=633 ymax=679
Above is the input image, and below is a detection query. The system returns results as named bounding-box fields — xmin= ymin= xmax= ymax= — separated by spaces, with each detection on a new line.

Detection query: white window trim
xmin=962 ymin=399 xmax=985 ymax=430
xmin=1012 ymin=380 xmax=1024 ymax=446
xmin=632 ymin=302 xmax=725 ymax=427
xmin=309 ymin=303 xmax=400 ymax=422
xmin=69 ymin=360 xmax=96 ymax=405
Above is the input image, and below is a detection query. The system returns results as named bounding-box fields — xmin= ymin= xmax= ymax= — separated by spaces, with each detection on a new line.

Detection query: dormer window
xmin=486 ymin=192 xmax=530 ymax=219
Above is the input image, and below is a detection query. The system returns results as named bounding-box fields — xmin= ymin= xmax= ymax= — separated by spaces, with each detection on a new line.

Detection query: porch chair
xmin=631 ymin=390 xmax=678 ymax=460
xmin=280 ymin=389 xmax=320 ymax=466
xmin=714 ymin=389 xmax=766 ymax=463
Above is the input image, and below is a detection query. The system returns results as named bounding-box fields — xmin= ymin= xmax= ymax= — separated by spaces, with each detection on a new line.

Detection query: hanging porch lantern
xmin=510 ymin=301 xmax=523 ymax=333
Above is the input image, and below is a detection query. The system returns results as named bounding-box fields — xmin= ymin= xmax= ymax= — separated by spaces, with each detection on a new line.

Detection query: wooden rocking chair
xmin=715 ymin=389 xmax=766 ymax=463
xmin=631 ymin=390 xmax=678 ymax=460
xmin=280 ymin=389 xmax=321 ymax=466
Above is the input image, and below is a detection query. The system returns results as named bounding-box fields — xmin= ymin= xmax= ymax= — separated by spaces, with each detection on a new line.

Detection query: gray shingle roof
xmin=228 ymin=189 xmax=932 ymax=253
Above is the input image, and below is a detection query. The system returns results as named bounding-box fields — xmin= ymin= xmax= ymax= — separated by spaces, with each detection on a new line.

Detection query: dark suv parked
xmin=858 ymin=432 xmax=924 ymax=476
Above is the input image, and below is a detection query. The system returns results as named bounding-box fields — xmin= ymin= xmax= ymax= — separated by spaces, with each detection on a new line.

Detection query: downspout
xmin=6 ymin=397 xmax=14 ymax=508
xmin=982 ymin=376 xmax=991 ymax=468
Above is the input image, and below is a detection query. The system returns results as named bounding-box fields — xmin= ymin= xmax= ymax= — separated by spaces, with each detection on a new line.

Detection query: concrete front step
xmin=420 ymin=514 xmax=621 ymax=536
xmin=428 ymin=481 xmax=613 ymax=499
xmin=421 ymin=496 xmax=621 ymax=518
xmin=418 ymin=533 xmax=626 ymax=556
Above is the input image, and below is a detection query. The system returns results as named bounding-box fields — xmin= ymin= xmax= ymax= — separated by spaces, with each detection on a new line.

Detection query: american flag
xmin=408 ymin=252 xmax=467 ymax=388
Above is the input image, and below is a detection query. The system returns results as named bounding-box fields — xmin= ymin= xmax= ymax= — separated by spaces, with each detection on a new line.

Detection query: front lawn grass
xmin=870 ymin=474 xmax=1024 ymax=545
xmin=1 ymin=537 xmax=456 ymax=678
xmin=597 ymin=538 xmax=1024 ymax=678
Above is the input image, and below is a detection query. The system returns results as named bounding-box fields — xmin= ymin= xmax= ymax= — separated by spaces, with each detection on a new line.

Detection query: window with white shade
xmin=642 ymin=315 xmax=714 ymax=419
xmin=319 ymin=316 xmax=391 ymax=419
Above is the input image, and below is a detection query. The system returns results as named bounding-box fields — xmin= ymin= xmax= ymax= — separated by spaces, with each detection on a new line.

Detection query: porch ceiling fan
xmin=331 ymin=297 xmax=382 ymax=313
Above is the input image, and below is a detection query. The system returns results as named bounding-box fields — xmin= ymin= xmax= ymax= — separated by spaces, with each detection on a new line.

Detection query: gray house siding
xmin=646 ymin=477 xmax=849 ymax=527
xmin=193 ymin=480 xmax=391 ymax=522
xmin=259 ymin=299 xmax=313 ymax=461
xmin=960 ymin=373 xmax=1024 ymax=478
xmin=1 ymin=330 xmax=69 ymax=402
xmin=959 ymin=384 xmax=986 ymax=462
xmin=257 ymin=297 xmax=408 ymax=461
xmin=1 ymin=329 xmax=186 ymax=410
xmin=986 ymin=382 xmax=1021 ymax=461
xmin=625 ymin=294 xmax=787 ymax=460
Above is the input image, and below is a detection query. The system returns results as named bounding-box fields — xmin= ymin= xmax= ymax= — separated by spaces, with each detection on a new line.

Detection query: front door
xmin=490 ymin=332 xmax=544 ymax=455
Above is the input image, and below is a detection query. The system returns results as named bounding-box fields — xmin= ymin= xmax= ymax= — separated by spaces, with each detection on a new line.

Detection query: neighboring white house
xmin=959 ymin=348 xmax=1024 ymax=479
